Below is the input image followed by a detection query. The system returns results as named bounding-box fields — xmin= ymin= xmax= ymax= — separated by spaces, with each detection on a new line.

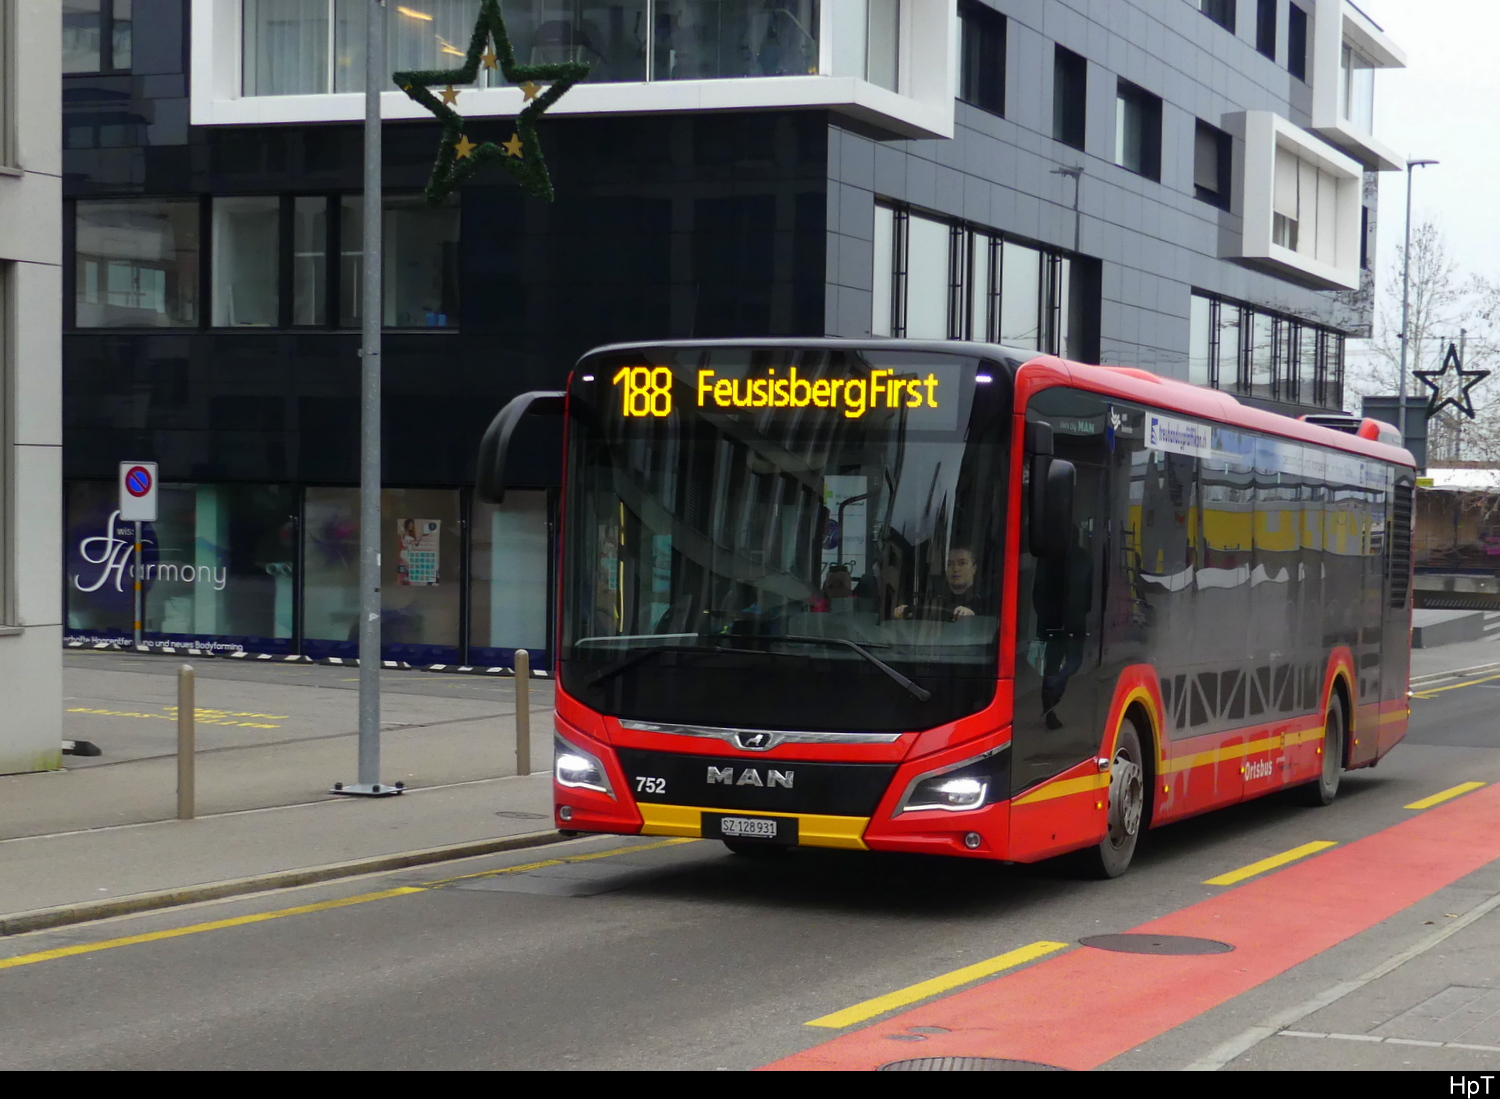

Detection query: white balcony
xmin=1239 ymin=110 xmax=1364 ymax=291
xmin=191 ymin=0 xmax=957 ymax=140
xmin=1309 ymin=0 xmax=1405 ymax=171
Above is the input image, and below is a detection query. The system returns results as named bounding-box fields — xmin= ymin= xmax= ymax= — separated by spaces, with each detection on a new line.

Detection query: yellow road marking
xmin=1405 ymin=782 xmax=1487 ymax=810
xmin=0 ymin=837 xmax=698 ymax=972
xmin=67 ymin=707 xmax=283 ymax=729
xmin=0 ymin=888 xmax=424 ymax=971
xmin=1410 ymin=672 xmax=1500 ymax=700
xmin=422 ymin=837 xmax=696 ymax=886
xmin=804 ymin=941 xmax=1069 ymax=1029
xmin=1203 ymin=841 xmax=1337 ymax=886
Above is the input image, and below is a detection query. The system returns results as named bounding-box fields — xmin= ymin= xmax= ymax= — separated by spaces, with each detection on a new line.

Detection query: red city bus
xmin=477 ymin=340 xmax=1415 ymax=877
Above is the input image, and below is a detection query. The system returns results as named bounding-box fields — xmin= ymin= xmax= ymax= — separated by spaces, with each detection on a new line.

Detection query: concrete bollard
xmin=177 ymin=664 xmax=195 ymax=820
xmin=514 ymin=649 xmax=531 ymax=776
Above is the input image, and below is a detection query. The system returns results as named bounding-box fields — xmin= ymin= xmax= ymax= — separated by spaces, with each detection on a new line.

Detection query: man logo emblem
xmin=734 ymin=731 xmax=777 ymax=751
xmin=707 ymin=766 xmax=794 ymax=789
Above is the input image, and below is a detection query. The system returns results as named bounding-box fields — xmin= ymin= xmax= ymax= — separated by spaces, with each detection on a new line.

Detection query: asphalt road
xmin=3 ymin=676 xmax=1499 ymax=1071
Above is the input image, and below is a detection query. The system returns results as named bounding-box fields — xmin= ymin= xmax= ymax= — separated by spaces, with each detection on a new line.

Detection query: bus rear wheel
xmin=1294 ymin=694 xmax=1344 ymax=807
xmin=1078 ymin=718 xmax=1146 ymax=880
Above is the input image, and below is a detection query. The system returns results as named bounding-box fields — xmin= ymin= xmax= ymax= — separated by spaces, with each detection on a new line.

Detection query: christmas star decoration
xmin=392 ymin=0 xmax=589 ymax=203
xmin=1415 ymin=341 xmax=1490 ymax=420
xmin=439 ymin=85 xmax=459 ymax=106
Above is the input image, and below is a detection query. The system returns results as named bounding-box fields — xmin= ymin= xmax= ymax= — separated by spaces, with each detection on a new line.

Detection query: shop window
xmin=339 ymin=194 xmax=459 ymax=328
xmin=1199 ymin=0 xmax=1235 ymax=33
xmin=1288 ymin=2 xmax=1307 ymax=81
xmin=75 ymin=199 xmax=200 ymax=328
xmin=212 ymin=197 xmax=281 ymax=327
xmin=1250 ymin=310 xmax=1274 ymax=398
xmin=63 ymin=0 xmax=130 ymax=74
xmin=471 ymin=492 xmax=551 ymax=664
xmin=958 ymin=1 xmax=1005 ymax=116
xmin=1194 ymin=119 xmax=1232 ymax=210
xmin=64 ymin=482 xmax=298 ymax=652
xmin=1053 ymin=45 xmax=1086 ymax=151
xmin=1115 ymin=79 xmax=1161 ymax=181
xmin=303 ymin=487 xmax=462 ymax=661
xmin=1256 ymin=0 xmax=1276 ymax=60
xmin=1189 ymin=291 xmax=1211 ymax=386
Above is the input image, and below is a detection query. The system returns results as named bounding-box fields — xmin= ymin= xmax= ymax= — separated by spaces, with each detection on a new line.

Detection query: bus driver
xmin=893 ymin=544 xmax=989 ymax=621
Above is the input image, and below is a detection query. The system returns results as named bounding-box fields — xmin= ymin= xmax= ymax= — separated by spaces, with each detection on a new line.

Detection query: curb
xmin=1410 ymin=661 xmax=1500 ymax=688
xmin=0 ymin=828 xmax=567 ymax=938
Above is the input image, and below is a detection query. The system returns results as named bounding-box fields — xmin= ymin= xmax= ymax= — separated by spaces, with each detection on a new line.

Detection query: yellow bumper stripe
xmin=637 ymin=803 xmax=869 ymax=850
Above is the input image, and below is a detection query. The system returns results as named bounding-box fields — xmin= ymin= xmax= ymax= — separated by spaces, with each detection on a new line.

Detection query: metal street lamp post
xmin=1398 ymin=157 xmax=1439 ymax=445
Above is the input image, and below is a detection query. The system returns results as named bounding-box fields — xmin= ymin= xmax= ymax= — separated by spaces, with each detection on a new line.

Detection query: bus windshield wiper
xmin=581 ymin=640 xmax=769 ymax=689
xmin=773 ymin=635 xmax=931 ymax=702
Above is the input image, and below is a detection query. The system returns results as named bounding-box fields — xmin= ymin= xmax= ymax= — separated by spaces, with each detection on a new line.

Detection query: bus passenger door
xmin=1011 ymin=391 xmax=1110 ymax=797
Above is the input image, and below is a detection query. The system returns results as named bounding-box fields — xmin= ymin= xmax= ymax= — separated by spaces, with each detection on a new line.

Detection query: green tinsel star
xmin=393 ymin=0 xmax=589 ymax=204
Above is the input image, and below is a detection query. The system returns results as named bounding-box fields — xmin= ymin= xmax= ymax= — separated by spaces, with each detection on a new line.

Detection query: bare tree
xmin=1345 ymin=219 xmax=1500 ymax=461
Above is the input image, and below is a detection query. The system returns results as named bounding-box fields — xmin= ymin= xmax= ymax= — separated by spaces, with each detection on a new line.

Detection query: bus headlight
xmin=555 ymin=735 xmax=614 ymax=797
xmin=894 ymin=745 xmax=1008 ymax=815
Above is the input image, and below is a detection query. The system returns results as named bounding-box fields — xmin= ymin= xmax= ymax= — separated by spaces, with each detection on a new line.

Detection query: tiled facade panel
xmin=828 ymin=0 xmax=1376 ymax=396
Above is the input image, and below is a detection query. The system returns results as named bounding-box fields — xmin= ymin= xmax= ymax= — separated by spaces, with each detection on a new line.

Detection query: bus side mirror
xmin=1026 ymin=421 xmax=1074 ymax=558
xmin=476 ymin=391 xmax=566 ymax=504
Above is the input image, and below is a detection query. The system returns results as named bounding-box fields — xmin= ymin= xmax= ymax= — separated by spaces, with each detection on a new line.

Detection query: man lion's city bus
xmin=477 ymin=341 xmax=1415 ymax=877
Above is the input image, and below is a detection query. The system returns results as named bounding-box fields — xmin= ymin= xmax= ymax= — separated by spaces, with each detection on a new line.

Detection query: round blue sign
xmin=125 ymin=466 xmax=152 ymax=497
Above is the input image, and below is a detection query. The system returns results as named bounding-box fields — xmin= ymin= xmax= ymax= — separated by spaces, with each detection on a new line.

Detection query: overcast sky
xmin=1355 ymin=0 xmax=1499 ymax=314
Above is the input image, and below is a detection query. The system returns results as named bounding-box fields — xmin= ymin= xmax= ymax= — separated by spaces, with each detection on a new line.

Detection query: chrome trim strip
xmin=617 ymin=720 xmax=903 ymax=751
xmin=893 ymin=742 xmax=1011 ymax=816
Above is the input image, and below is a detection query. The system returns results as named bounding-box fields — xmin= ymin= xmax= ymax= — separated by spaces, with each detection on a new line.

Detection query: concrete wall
xmin=0 ymin=0 xmax=61 ymax=773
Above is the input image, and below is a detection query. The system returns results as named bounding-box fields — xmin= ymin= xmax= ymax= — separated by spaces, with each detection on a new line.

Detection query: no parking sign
xmin=118 ymin=461 xmax=158 ymax=522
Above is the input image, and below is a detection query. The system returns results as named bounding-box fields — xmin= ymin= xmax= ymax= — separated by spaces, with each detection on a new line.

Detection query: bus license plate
xmin=704 ymin=813 xmax=797 ymax=844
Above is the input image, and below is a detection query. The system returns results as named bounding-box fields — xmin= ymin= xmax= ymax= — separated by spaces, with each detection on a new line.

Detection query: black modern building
xmin=60 ymin=0 xmax=1406 ymax=666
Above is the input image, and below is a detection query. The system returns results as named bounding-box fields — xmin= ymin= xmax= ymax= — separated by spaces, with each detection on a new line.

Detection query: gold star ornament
xmin=391 ymin=0 xmax=589 ymax=203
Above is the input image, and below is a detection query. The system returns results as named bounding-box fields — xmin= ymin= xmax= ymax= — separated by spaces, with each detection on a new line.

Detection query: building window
xmin=293 ymin=196 xmax=328 ymax=326
xmin=1273 ymin=145 xmax=1341 ymax=266
xmin=339 ymin=194 xmax=460 ymax=328
xmin=1255 ymin=0 xmax=1276 ymax=59
xmin=212 ymin=197 xmax=281 ymax=328
xmin=241 ymin=0 xmax=830 ymax=95
xmin=874 ymin=204 xmax=1097 ymax=360
xmin=1115 ymin=80 xmax=1161 ymax=181
xmin=1288 ymin=3 xmax=1307 ymax=81
xmin=958 ymin=1 xmax=1005 ymax=116
xmin=75 ymin=199 xmax=200 ymax=328
xmin=1189 ymin=290 xmax=1345 ymax=409
xmin=1053 ymin=45 xmax=1086 ymax=150
xmin=63 ymin=0 xmax=131 ymax=74
xmin=1340 ymin=41 xmax=1376 ymax=133
xmin=866 ymin=0 xmax=900 ymax=91
xmin=1193 ymin=119 xmax=1232 ymax=209
xmin=1199 ymin=0 xmax=1236 ymax=33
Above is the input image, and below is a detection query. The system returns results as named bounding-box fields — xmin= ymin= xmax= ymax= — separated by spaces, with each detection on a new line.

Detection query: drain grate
xmin=1079 ymin=933 xmax=1233 ymax=955
xmin=880 ymin=1057 xmax=1063 ymax=1071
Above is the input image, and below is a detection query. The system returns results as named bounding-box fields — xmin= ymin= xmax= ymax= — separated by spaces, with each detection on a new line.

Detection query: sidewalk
xmin=1410 ymin=633 xmax=1500 ymax=684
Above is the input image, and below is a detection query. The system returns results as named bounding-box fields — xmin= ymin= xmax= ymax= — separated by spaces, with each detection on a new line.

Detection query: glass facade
xmin=243 ymin=0 xmax=821 ymax=93
xmin=75 ymin=199 xmax=200 ymax=328
xmin=66 ymin=481 xmax=556 ymax=666
xmin=1188 ymin=290 xmax=1346 ymax=410
xmin=340 ymin=195 xmax=460 ymax=328
xmin=213 ymin=197 xmax=281 ymax=327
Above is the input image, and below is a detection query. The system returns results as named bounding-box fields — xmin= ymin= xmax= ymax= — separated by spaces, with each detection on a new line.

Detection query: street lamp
xmin=1398 ymin=157 xmax=1440 ymax=444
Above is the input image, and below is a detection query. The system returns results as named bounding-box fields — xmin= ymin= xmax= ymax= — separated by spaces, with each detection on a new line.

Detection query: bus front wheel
xmin=1078 ymin=718 xmax=1146 ymax=880
xmin=1294 ymin=694 xmax=1344 ymax=807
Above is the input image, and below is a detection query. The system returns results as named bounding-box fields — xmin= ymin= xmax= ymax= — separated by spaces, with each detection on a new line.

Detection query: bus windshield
xmin=560 ymin=346 xmax=1010 ymax=732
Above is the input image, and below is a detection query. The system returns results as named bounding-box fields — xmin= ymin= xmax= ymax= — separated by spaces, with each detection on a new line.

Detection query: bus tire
xmin=1078 ymin=717 xmax=1147 ymax=880
xmin=1294 ymin=693 xmax=1344 ymax=807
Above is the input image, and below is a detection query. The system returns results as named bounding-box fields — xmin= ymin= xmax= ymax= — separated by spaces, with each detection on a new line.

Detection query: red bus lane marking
xmin=764 ymin=782 xmax=1500 ymax=1071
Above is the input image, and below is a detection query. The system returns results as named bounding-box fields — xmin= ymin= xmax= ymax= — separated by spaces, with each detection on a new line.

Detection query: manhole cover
xmin=1079 ymin=934 xmax=1233 ymax=955
xmin=494 ymin=811 xmax=548 ymax=820
xmin=879 ymin=1058 xmax=1063 ymax=1071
